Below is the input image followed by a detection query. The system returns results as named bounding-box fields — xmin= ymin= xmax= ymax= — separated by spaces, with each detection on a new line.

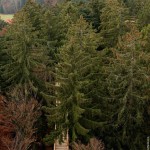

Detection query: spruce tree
xmin=40 ymin=8 xmax=67 ymax=66
xmin=43 ymin=16 xmax=101 ymax=144
xmin=100 ymin=0 xmax=127 ymax=48
xmin=88 ymin=0 xmax=104 ymax=31
xmin=57 ymin=1 xmax=80 ymax=33
xmin=0 ymin=19 xmax=7 ymax=31
xmin=0 ymin=20 xmax=10 ymax=91
xmin=104 ymin=22 xmax=150 ymax=149
xmin=18 ymin=0 xmax=43 ymax=32
xmin=0 ymin=10 xmax=48 ymax=99
xmin=138 ymin=0 xmax=150 ymax=28
xmin=40 ymin=1 xmax=80 ymax=67
xmin=142 ymin=24 xmax=150 ymax=52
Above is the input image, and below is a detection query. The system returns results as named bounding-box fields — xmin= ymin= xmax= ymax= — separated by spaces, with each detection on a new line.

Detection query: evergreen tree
xmin=39 ymin=0 xmax=81 ymax=99
xmin=100 ymin=0 xmax=127 ymax=48
xmin=103 ymin=22 xmax=150 ymax=149
xmin=142 ymin=24 xmax=150 ymax=51
xmin=39 ymin=1 xmax=81 ymax=99
xmin=18 ymin=0 xmax=43 ymax=32
xmin=0 ymin=19 xmax=7 ymax=31
xmin=138 ymin=0 xmax=150 ymax=28
xmin=88 ymin=0 xmax=104 ymax=31
xmin=40 ymin=5 xmax=70 ymax=66
xmin=43 ymin=16 xmax=101 ymax=144
xmin=80 ymin=0 xmax=104 ymax=31
xmin=0 ymin=10 xmax=48 ymax=99
xmin=124 ymin=0 xmax=147 ymax=17
xmin=40 ymin=1 xmax=80 ymax=67
xmin=57 ymin=1 xmax=80 ymax=33
xmin=0 ymin=20 xmax=9 ymax=91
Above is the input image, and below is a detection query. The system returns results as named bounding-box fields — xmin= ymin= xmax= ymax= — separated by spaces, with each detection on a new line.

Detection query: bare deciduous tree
xmin=0 ymin=97 xmax=41 ymax=150
xmin=0 ymin=95 xmax=14 ymax=150
xmin=72 ymin=138 xmax=105 ymax=150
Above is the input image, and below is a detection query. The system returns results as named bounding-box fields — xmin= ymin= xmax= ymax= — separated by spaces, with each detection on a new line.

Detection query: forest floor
xmin=0 ymin=14 xmax=14 ymax=21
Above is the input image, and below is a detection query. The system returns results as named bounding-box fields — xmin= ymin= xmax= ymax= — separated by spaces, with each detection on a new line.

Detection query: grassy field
xmin=0 ymin=14 xmax=14 ymax=21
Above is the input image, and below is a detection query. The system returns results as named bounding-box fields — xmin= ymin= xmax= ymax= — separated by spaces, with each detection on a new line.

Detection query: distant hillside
xmin=0 ymin=0 xmax=58 ymax=14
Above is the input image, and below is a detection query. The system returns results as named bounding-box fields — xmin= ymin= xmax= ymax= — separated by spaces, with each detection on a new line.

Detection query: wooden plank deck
xmin=54 ymin=131 xmax=69 ymax=150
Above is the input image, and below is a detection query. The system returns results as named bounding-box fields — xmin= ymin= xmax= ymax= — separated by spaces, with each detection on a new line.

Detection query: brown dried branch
xmin=72 ymin=138 xmax=105 ymax=150
xmin=0 ymin=96 xmax=41 ymax=150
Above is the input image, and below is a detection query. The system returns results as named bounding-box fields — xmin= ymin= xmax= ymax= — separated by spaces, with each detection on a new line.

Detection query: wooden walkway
xmin=54 ymin=131 xmax=69 ymax=150
xmin=54 ymin=139 xmax=69 ymax=150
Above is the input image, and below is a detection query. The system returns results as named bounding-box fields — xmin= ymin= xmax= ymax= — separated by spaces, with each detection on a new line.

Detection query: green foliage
xmin=43 ymin=16 xmax=101 ymax=144
xmin=138 ymin=0 xmax=150 ymax=28
xmin=0 ymin=19 xmax=7 ymax=30
xmin=124 ymin=0 xmax=140 ymax=15
xmin=19 ymin=0 xmax=43 ymax=31
xmin=141 ymin=24 xmax=150 ymax=51
xmin=40 ymin=1 xmax=80 ymax=66
xmin=0 ymin=0 xmax=149 ymax=149
xmin=79 ymin=0 xmax=104 ymax=31
xmin=40 ymin=9 xmax=62 ymax=67
xmin=57 ymin=1 xmax=80 ymax=29
xmin=0 ymin=8 xmax=48 ymax=99
xmin=0 ymin=34 xmax=7 ymax=91
xmin=103 ymin=23 xmax=150 ymax=149
xmin=100 ymin=0 xmax=128 ymax=48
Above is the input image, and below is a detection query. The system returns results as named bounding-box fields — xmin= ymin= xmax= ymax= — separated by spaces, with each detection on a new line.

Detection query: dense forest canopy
xmin=0 ymin=0 xmax=149 ymax=150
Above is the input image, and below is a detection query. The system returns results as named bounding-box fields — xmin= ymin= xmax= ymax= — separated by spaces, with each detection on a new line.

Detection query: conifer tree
xmin=18 ymin=0 xmax=43 ymax=32
xmin=39 ymin=1 xmax=81 ymax=102
xmin=0 ymin=21 xmax=9 ymax=91
xmin=0 ymin=10 xmax=48 ymax=99
xmin=88 ymin=0 xmax=104 ymax=31
xmin=0 ymin=19 xmax=7 ymax=31
xmin=40 ymin=8 xmax=66 ymax=66
xmin=100 ymin=0 xmax=127 ymax=48
xmin=57 ymin=1 xmax=80 ymax=34
xmin=40 ymin=1 xmax=80 ymax=67
xmin=43 ymin=16 xmax=101 ymax=144
xmin=138 ymin=0 xmax=150 ymax=28
xmin=142 ymin=24 xmax=150 ymax=52
xmin=104 ymin=22 xmax=150 ymax=149
xmin=39 ymin=1 xmax=82 ymax=101
xmin=125 ymin=0 xmax=147 ymax=18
